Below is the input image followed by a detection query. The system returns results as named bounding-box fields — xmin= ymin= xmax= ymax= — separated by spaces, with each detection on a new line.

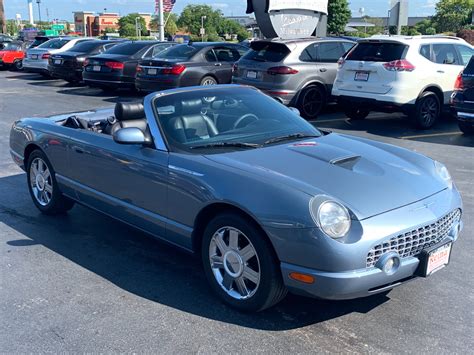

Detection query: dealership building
xmin=73 ymin=11 xmax=152 ymax=36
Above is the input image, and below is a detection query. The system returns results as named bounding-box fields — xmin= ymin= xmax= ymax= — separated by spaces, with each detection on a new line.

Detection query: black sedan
xmin=48 ymin=40 xmax=122 ymax=83
xmin=83 ymin=41 xmax=175 ymax=91
xmin=452 ymin=56 xmax=474 ymax=135
xmin=135 ymin=42 xmax=248 ymax=92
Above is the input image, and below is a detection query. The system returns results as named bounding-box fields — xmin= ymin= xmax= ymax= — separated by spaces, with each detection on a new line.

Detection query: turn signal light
xmin=289 ymin=272 xmax=315 ymax=284
xmin=162 ymin=64 xmax=186 ymax=75
xmin=105 ymin=61 xmax=125 ymax=70
xmin=267 ymin=66 xmax=299 ymax=75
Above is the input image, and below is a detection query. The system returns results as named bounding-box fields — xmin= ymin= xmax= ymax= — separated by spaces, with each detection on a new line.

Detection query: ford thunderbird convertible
xmin=9 ymin=85 xmax=463 ymax=311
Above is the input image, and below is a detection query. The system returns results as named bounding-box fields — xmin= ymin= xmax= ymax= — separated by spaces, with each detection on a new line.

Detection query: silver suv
xmin=232 ymin=38 xmax=355 ymax=119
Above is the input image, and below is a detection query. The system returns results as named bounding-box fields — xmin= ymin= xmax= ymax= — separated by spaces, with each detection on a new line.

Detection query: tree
xmin=432 ymin=0 xmax=474 ymax=33
xmin=6 ymin=20 xmax=19 ymax=36
xmin=327 ymin=0 xmax=351 ymax=35
xmin=118 ymin=13 xmax=147 ymax=37
xmin=177 ymin=5 xmax=223 ymax=38
xmin=165 ymin=13 xmax=178 ymax=37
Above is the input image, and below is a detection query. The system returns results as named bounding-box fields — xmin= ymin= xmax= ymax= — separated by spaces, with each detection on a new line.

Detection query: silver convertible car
xmin=10 ymin=85 xmax=463 ymax=311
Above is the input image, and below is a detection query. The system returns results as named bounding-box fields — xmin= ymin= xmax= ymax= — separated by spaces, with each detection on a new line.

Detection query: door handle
xmin=73 ymin=147 xmax=84 ymax=154
xmin=320 ymin=68 xmax=327 ymax=72
xmin=214 ymin=63 xmax=222 ymax=66
xmin=437 ymin=70 xmax=445 ymax=74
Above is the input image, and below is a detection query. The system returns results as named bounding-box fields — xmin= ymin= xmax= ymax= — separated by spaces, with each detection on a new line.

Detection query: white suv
xmin=332 ymin=35 xmax=474 ymax=129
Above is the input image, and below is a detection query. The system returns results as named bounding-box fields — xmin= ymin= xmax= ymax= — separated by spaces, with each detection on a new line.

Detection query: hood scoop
xmin=330 ymin=155 xmax=361 ymax=170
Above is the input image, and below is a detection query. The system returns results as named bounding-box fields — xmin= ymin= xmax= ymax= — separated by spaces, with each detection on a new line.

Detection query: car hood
xmin=205 ymin=133 xmax=447 ymax=220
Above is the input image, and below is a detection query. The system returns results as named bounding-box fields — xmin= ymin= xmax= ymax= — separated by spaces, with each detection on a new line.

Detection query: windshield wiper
xmin=263 ymin=133 xmax=320 ymax=146
xmin=190 ymin=142 xmax=261 ymax=150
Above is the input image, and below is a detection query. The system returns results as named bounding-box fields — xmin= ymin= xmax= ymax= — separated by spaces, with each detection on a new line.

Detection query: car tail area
xmin=232 ymin=41 xmax=296 ymax=90
xmin=137 ymin=59 xmax=187 ymax=78
xmin=84 ymin=55 xmax=127 ymax=74
xmin=335 ymin=39 xmax=411 ymax=95
xmin=26 ymin=47 xmax=52 ymax=61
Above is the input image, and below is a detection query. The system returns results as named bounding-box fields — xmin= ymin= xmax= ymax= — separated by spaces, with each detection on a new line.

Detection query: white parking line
xmin=400 ymin=132 xmax=463 ymax=139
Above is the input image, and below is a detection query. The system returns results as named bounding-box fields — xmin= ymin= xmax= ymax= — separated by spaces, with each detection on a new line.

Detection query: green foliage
xmin=177 ymin=4 xmax=247 ymax=41
xmin=165 ymin=13 xmax=179 ymax=37
xmin=118 ymin=13 xmax=147 ymax=37
xmin=327 ymin=0 xmax=351 ymax=35
xmin=432 ymin=0 xmax=474 ymax=33
xmin=425 ymin=27 xmax=437 ymax=35
xmin=6 ymin=20 xmax=19 ymax=36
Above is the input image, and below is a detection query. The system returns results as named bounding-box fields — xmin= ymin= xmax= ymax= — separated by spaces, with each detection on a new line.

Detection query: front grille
xmin=366 ymin=209 xmax=461 ymax=268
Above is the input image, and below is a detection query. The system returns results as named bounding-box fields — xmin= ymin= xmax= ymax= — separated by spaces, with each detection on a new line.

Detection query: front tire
xmin=411 ymin=91 xmax=440 ymax=129
xmin=27 ymin=150 xmax=75 ymax=215
xmin=201 ymin=213 xmax=287 ymax=312
xmin=458 ymin=121 xmax=474 ymax=135
xmin=12 ymin=59 xmax=23 ymax=71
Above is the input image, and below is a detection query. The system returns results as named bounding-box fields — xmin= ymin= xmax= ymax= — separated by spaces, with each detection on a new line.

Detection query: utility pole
xmin=201 ymin=15 xmax=207 ymax=42
xmin=159 ymin=0 xmax=164 ymax=41
xmin=135 ymin=17 xmax=142 ymax=40
xmin=0 ymin=0 xmax=6 ymax=34
xmin=36 ymin=0 xmax=42 ymax=27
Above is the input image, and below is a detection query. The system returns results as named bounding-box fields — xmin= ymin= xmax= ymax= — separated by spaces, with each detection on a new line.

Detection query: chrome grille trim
xmin=366 ymin=209 xmax=461 ymax=268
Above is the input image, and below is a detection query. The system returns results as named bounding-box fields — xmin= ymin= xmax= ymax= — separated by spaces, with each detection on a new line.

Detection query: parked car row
xmin=5 ymin=34 xmax=474 ymax=134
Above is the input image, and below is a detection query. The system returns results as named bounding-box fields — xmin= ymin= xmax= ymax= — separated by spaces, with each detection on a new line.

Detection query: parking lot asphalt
xmin=0 ymin=70 xmax=473 ymax=353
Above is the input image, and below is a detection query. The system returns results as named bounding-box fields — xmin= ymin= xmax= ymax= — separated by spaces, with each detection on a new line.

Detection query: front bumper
xmin=266 ymin=188 xmax=463 ymax=300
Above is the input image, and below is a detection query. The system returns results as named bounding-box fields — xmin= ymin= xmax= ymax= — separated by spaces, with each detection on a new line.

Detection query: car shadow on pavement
xmin=0 ymin=173 xmax=389 ymax=331
xmin=313 ymin=112 xmax=474 ymax=148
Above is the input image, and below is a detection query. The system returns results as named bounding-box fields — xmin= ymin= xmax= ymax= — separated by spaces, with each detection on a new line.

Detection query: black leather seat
xmin=108 ymin=102 xmax=153 ymax=144
xmin=167 ymin=99 xmax=218 ymax=143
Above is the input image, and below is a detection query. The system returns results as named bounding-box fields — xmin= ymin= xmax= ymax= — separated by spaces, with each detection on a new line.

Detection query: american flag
xmin=155 ymin=0 xmax=176 ymax=14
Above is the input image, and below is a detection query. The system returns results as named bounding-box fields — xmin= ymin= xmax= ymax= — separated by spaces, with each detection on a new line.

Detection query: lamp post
xmin=135 ymin=17 xmax=142 ymax=40
xmin=36 ymin=0 xmax=42 ymax=27
xmin=201 ymin=15 xmax=207 ymax=42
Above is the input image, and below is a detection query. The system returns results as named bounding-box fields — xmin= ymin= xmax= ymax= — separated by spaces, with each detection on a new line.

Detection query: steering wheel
xmin=233 ymin=113 xmax=259 ymax=130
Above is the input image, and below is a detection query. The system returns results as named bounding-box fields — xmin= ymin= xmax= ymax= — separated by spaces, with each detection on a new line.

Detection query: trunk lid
xmin=338 ymin=40 xmax=409 ymax=95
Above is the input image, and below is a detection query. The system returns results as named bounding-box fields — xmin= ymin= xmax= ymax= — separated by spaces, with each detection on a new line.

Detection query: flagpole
xmin=159 ymin=0 xmax=165 ymax=41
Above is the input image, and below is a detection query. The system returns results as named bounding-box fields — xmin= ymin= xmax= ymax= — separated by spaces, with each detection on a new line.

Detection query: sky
xmin=4 ymin=0 xmax=439 ymax=22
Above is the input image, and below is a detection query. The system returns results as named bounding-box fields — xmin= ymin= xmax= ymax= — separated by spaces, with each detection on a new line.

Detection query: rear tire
xmin=27 ymin=150 xmax=75 ymax=215
xmin=201 ymin=213 xmax=287 ymax=312
xmin=200 ymin=76 xmax=217 ymax=86
xmin=297 ymin=85 xmax=326 ymax=120
xmin=458 ymin=121 xmax=474 ymax=135
xmin=411 ymin=91 xmax=440 ymax=130
xmin=344 ymin=106 xmax=370 ymax=120
xmin=12 ymin=59 xmax=23 ymax=71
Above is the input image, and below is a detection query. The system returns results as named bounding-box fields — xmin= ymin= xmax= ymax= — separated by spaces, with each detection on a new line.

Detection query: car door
xmin=66 ymin=129 xmax=172 ymax=243
xmin=202 ymin=48 xmax=221 ymax=81
xmin=431 ymin=43 xmax=464 ymax=103
xmin=212 ymin=46 xmax=242 ymax=83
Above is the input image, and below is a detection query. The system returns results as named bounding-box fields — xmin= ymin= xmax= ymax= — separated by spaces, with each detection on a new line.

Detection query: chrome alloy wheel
xmin=209 ymin=227 xmax=261 ymax=300
xmin=29 ymin=157 xmax=53 ymax=206
xmin=201 ymin=77 xmax=217 ymax=86
xmin=420 ymin=96 xmax=439 ymax=127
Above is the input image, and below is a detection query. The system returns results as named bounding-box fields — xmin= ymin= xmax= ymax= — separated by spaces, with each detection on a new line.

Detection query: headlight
xmin=310 ymin=198 xmax=351 ymax=239
xmin=434 ymin=161 xmax=452 ymax=188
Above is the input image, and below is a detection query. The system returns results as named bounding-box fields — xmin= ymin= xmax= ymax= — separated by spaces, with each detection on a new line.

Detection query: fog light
xmin=375 ymin=252 xmax=401 ymax=275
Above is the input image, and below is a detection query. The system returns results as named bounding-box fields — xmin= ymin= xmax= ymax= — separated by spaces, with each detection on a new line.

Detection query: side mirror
xmin=113 ymin=127 xmax=146 ymax=145
xmin=289 ymin=107 xmax=301 ymax=116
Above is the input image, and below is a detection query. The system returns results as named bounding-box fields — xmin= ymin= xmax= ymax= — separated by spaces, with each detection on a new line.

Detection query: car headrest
xmin=114 ymin=102 xmax=145 ymax=121
xmin=179 ymin=99 xmax=203 ymax=116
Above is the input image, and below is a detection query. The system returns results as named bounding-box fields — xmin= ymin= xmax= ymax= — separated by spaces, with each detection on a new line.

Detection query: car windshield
xmin=347 ymin=42 xmax=408 ymax=62
xmin=0 ymin=43 xmax=21 ymax=51
xmin=244 ymin=42 xmax=290 ymax=62
xmin=38 ymin=39 xmax=70 ymax=49
xmin=154 ymin=87 xmax=321 ymax=153
xmin=156 ymin=44 xmax=200 ymax=60
xmin=105 ymin=42 xmax=151 ymax=55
